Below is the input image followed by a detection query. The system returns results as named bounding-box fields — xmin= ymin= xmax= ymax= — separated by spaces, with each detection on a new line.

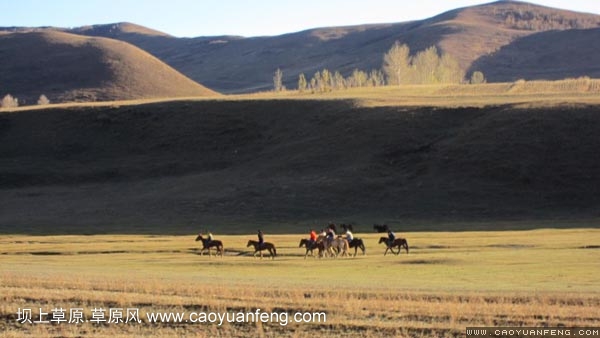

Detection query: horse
xmin=341 ymin=224 xmax=354 ymax=232
xmin=247 ymin=240 xmax=277 ymax=259
xmin=378 ymin=237 xmax=409 ymax=256
xmin=373 ymin=224 xmax=389 ymax=233
xmin=321 ymin=237 xmax=349 ymax=258
xmin=348 ymin=238 xmax=366 ymax=257
xmin=195 ymin=234 xmax=224 ymax=257
xmin=299 ymin=238 xmax=324 ymax=259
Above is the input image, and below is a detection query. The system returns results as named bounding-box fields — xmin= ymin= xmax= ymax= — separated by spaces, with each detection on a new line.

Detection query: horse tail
xmin=405 ymin=239 xmax=409 ymax=254
xmin=273 ymin=246 xmax=277 ymax=257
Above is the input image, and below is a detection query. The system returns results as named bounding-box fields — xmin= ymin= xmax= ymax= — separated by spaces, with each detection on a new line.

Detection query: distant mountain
xmin=59 ymin=0 xmax=600 ymax=93
xmin=0 ymin=30 xmax=219 ymax=104
xmin=1 ymin=1 xmax=599 ymax=96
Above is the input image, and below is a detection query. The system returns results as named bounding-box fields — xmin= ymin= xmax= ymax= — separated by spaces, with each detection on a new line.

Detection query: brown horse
xmin=247 ymin=240 xmax=277 ymax=259
xmin=378 ymin=237 xmax=409 ymax=256
xmin=195 ymin=234 xmax=224 ymax=257
xmin=299 ymin=238 xmax=322 ymax=259
xmin=348 ymin=238 xmax=366 ymax=257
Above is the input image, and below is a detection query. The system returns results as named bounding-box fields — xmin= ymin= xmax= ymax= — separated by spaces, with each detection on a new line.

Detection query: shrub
xmin=470 ymin=71 xmax=486 ymax=84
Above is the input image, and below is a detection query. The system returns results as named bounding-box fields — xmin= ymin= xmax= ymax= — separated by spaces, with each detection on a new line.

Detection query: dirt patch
xmin=579 ymin=245 xmax=600 ymax=249
xmin=29 ymin=251 xmax=63 ymax=255
xmin=398 ymin=258 xmax=457 ymax=265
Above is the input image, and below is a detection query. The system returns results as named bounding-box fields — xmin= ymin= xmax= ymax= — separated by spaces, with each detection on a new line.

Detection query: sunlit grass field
xmin=1 ymin=229 xmax=599 ymax=337
xmin=3 ymin=79 xmax=600 ymax=114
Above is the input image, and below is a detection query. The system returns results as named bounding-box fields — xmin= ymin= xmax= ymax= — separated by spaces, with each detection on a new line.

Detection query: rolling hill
xmin=1 ymin=100 xmax=600 ymax=234
xmin=58 ymin=0 xmax=600 ymax=93
xmin=0 ymin=30 xmax=219 ymax=104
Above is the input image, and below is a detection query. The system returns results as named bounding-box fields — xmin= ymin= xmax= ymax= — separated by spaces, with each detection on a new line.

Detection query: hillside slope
xmin=1 ymin=100 xmax=600 ymax=234
xmin=468 ymin=28 xmax=600 ymax=81
xmin=0 ymin=31 xmax=219 ymax=104
xmin=62 ymin=1 xmax=600 ymax=93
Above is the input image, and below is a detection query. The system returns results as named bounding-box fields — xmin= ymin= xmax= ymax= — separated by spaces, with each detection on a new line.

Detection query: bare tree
xmin=273 ymin=68 xmax=284 ymax=92
xmin=436 ymin=53 xmax=464 ymax=84
xmin=1 ymin=94 xmax=18 ymax=108
xmin=37 ymin=94 xmax=50 ymax=105
xmin=347 ymin=69 xmax=368 ymax=88
xmin=368 ymin=69 xmax=385 ymax=87
xmin=298 ymin=73 xmax=307 ymax=92
xmin=383 ymin=41 xmax=411 ymax=85
xmin=321 ymin=69 xmax=332 ymax=92
xmin=332 ymin=71 xmax=346 ymax=90
xmin=412 ymin=46 xmax=440 ymax=84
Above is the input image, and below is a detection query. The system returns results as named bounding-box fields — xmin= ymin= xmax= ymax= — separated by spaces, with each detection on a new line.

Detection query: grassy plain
xmin=1 ymin=229 xmax=599 ymax=337
xmin=2 ymin=81 xmax=600 ymax=336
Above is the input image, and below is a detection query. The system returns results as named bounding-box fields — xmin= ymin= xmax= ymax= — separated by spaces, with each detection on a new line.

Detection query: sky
xmin=2 ymin=0 xmax=599 ymax=37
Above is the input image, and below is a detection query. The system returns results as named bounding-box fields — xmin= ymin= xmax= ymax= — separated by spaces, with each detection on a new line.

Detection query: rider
xmin=345 ymin=227 xmax=354 ymax=244
xmin=326 ymin=226 xmax=335 ymax=245
xmin=207 ymin=231 xmax=214 ymax=245
xmin=387 ymin=229 xmax=396 ymax=247
xmin=309 ymin=228 xmax=318 ymax=248
xmin=257 ymin=229 xmax=264 ymax=249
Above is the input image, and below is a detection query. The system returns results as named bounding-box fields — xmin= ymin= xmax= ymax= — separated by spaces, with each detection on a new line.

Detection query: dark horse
xmin=378 ymin=237 xmax=409 ymax=256
xmin=341 ymin=224 xmax=354 ymax=232
xmin=328 ymin=223 xmax=337 ymax=233
xmin=195 ymin=234 xmax=224 ymax=257
xmin=373 ymin=224 xmax=389 ymax=233
xmin=299 ymin=239 xmax=323 ymax=259
xmin=348 ymin=238 xmax=366 ymax=257
xmin=247 ymin=240 xmax=277 ymax=259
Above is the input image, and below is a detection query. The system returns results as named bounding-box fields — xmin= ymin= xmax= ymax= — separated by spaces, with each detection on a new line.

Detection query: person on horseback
xmin=326 ymin=227 xmax=335 ymax=245
xmin=257 ymin=230 xmax=264 ymax=249
xmin=345 ymin=227 xmax=354 ymax=243
xmin=309 ymin=228 xmax=317 ymax=248
xmin=387 ymin=229 xmax=396 ymax=248
xmin=207 ymin=231 xmax=214 ymax=245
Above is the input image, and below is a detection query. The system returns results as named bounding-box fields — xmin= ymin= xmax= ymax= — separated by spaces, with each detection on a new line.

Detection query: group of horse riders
xmin=305 ymin=223 xmax=395 ymax=254
xmin=195 ymin=223 xmax=406 ymax=258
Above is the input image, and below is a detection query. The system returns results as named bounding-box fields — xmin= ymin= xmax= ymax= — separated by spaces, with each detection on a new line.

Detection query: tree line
xmin=274 ymin=41 xmax=486 ymax=92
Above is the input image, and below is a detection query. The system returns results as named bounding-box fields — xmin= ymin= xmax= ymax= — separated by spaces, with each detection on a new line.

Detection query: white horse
xmin=321 ymin=237 xmax=349 ymax=258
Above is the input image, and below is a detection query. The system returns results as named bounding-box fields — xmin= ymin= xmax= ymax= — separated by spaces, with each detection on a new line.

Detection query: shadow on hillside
xmin=468 ymin=28 xmax=600 ymax=81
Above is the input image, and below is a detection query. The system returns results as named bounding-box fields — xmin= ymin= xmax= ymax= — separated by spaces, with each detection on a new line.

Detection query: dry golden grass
xmin=234 ymin=78 xmax=600 ymax=108
xmin=3 ymin=78 xmax=600 ymax=113
xmin=1 ymin=229 xmax=599 ymax=337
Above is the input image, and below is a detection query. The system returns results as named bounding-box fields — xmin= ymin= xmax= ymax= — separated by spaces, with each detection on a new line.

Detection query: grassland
xmin=1 ymin=229 xmax=599 ymax=337
xmin=241 ymin=78 xmax=600 ymax=108
xmin=3 ymin=81 xmax=600 ymax=234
